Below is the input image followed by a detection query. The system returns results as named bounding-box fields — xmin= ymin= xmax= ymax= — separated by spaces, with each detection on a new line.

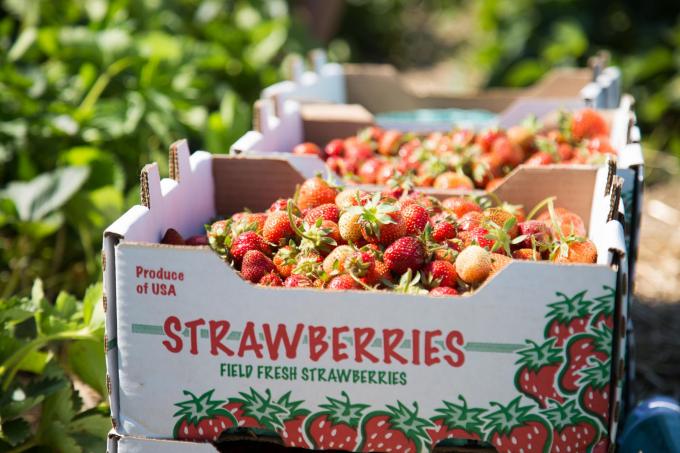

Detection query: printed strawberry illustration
xmin=427 ymin=395 xmax=486 ymax=445
xmin=359 ymin=401 xmax=434 ymax=453
xmin=558 ymin=325 xmax=611 ymax=395
xmin=304 ymin=391 xmax=369 ymax=450
xmin=483 ymin=397 xmax=552 ymax=453
xmin=514 ymin=338 xmax=565 ymax=408
xmin=276 ymin=391 xmax=311 ymax=449
xmin=173 ymin=389 xmax=237 ymax=441
xmin=543 ymin=399 xmax=601 ymax=453
xmin=223 ymin=388 xmax=287 ymax=431
xmin=589 ymin=286 xmax=615 ymax=330
xmin=578 ymin=357 xmax=612 ymax=426
xmin=544 ymin=290 xmax=592 ymax=346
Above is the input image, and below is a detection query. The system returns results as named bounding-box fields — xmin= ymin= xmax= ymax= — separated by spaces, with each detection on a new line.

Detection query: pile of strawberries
xmin=292 ymin=108 xmax=613 ymax=191
xmin=165 ymin=175 xmax=599 ymax=296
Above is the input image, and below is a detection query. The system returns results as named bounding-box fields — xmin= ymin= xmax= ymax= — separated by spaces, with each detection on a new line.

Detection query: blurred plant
xmin=0 ymin=280 xmax=109 ymax=452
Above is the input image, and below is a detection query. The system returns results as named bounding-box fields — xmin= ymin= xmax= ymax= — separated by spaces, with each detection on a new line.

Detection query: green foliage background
xmin=0 ymin=0 xmax=678 ymax=450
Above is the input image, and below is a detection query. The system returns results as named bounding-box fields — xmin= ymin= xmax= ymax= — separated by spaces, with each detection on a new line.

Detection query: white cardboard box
xmin=103 ymin=143 xmax=628 ymax=452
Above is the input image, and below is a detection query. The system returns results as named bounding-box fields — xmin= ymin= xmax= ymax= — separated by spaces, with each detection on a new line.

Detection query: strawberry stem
xmin=526 ymin=196 xmax=557 ymax=221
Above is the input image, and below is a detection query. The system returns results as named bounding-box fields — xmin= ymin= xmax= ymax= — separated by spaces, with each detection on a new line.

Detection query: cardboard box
xmin=108 ymin=432 xmax=215 ymax=453
xmin=103 ymin=143 xmax=629 ymax=452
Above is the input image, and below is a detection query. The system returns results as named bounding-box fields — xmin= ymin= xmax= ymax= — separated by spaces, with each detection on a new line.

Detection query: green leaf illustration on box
xmin=482 ymin=397 xmax=552 ymax=453
xmin=223 ymin=387 xmax=287 ymax=431
xmin=427 ymin=395 xmax=486 ymax=444
xmin=543 ymin=399 xmax=601 ymax=453
xmin=305 ymin=391 xmax=369 ymax=450
xmin=577 ymin=357 xmax=612 ymax=427
xmin=276 ymin=391 xmax=311 ymax=449
xmin=557 ymin=325 xmax=612 ymax=395
xmin=544 ymin=290 xmax=592 ymax=346
xmin=359 ymin=401 xmax=434 ymax=453
xmin=514 ymin=338 xmax=565 ymax=408
xmin=588 ymin=285 xmax=615 ymax=330
xmin=172 ymin=389 xmax=237 ymax=441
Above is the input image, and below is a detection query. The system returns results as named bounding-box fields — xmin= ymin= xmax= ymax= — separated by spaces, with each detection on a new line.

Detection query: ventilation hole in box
xmin=433 ymin=438 xmax=496 ymax=452
xmin=103 ymin=293 xmax=107 ymax=312
xmin=620 ymin=316 xmax=626 ymax=338
xmin=215 ymin=427 xmax=283 ymax=453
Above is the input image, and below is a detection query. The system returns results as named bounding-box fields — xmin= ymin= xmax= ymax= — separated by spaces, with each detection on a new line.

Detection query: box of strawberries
xmin=103 ymin=139 xmax=628 ymax=452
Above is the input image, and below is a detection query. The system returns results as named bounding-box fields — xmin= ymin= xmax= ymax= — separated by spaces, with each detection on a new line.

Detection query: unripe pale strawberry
xmin=338 ymin=212 xmax=363 ymax=244
xmin=327 ymin=274 xmax=361 ymax=290
xmin=455 ymin=245 xmax=491 ymax=285
xmin=322 ymin=245 xmax=354 ymax=275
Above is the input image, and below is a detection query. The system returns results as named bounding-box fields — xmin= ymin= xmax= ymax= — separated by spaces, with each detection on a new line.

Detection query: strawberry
xmin=347 ymin=193 xmax=405 ymax=246
xmin=358 ymin=158 xmax=383 ymax=183
xmin=544 ymin=290 xmax=592 ymax=347
xmin=305 ymin=392 xmax=369 ymax=450
xmin=338 ymin=212 xmax=363 ymax=244
xmin=344 ymin=138 xmax=374 ymax=163
xmin=161 ymin=228 xmax=185 ymax=245
xmin=230 ymin=231 xmax=270 ymax=265
xmin=173 ymin=389 xmax=237 ymax=441
xmin=360 ymin=402 xmax=434 ymax=452
xmin=297 ymin=175 xmax=339 ymax=211
xmin=483 ymin=397 xmax=552 ymax=453
xmin=433 ymin=171 xmax=474 ymax=190
xmin=578 ymin=357 xmax=612 ymax=426
xmin=273 ymin=243 xmax=299 ymax=278
xmin=553 ymin=239 xmax=598 ymax=264
xmin=429 ymin=286 xmax=458 ymax=297
xmin=268 ymin=198 xmax=290 ymax=212
xmin=322 ymin=244 xmax=355 ymax=275
xmin=489 ymin=252 xmax=512 ymax=275
xmin=512 ymin=248 xmax=541 ymax=260
xmin=293 ymin=142 xmax=322 ymax=156
xmin=587 ymin=134 xmax=616 ymax=155
xmin=263 ymin=210 xmax=295 ymax=245
xmin=428 ymin=396 xmax=485 ymax=444
xmin=525 ymin=151 xmax=555 ymax=166
xmin=558 ymin=325 xmax=611 ymax=395
xmin=384 ymin=236 xmax=426 ymax=274
xmin=455 ymin=245 xmax=491 ymax=285
xmin=514 ymin=338 xmax=565 ymax=408
xmin=467 ymin=227 xmax=494 ymax=250
xmin=276 ymin=392 xmax=311 ymax=449
xmin=223 ymin=388 xmax=287 ymax=431
xmin=589 ymin=286 xmax=615 ymax=330
xmin=516 ymin=220 xmax=550 ymax=249
xmin=492 ymin=136 xmax=524 ymax=167
xmin=457 ymin=211 xmax=483 ymax=232
xmin=324 ymin=138 xmax=345 ymax=157
xmin=364 ymin=259 xmax=391 ymax=287
xmin=344 ymin=251 xmax=375 ymax=279
xmin=402 ymin=203 xmax=430 ymax=235
xmin=544 ymin=400 xmax=601 ymax=453
xmin=378 ymin=130 xmax=403 ymax=155
xmin=483 ymin=207 xmax=519 ymax=238
xmin=284 ymin=274 xmax=314 ymax=288
xmin=431 ymin=217 xmax=457 ymax=242
xmin=259 ymin=272 xmax=283 ymax=286
xmin=421 ymin=260 xmax=457 ymax=289
xmin=485 ymin=177 xmax=505 ymax=191
xmin=240 ymin=250 xmax=275 ymax=283
xmin=537 ymin=207 xmax=586 ymax=238
xmin=288 ymin=204 xmax=338 ymax=255
xmin=335 ymin=188 xmax=365 ymax=208
xmin=291 ymin=252 xmax=324 ymax=281
xmin=476 ymin=128 xmax=503 ymax=153
xmin=571 ymin=108 xmax=609 ymax=141
xmin=207 ymin=219 xmax=230 ymax=255
xmin=304 ymin=203 xmax=340 ymax=224
xmin=326 ymin=156 xmax=355 ymax=176
xmin=328 ymin=274 xmax=361 ymax=290
xmin=232 ymin=212 xmax=267 ymax=235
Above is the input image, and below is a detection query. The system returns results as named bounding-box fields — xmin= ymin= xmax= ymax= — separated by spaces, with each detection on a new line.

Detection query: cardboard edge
xmin=103 ymin=230 xmax=123 ymax=431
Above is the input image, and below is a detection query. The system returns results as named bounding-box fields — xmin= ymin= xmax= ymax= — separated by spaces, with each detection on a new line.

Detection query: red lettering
xmin=209 ymin=320 xmax=234 ymax=356
xmin=383 ymin=329 xmax=407 ymax=365
xmin=185 ymin=318 xmax=205 ymax=355
xmin=412 ymin=329 xmax=421 ymax=365
xmin=424 ymin=329 xmax=442 ymax=366
xmin=263 ymin=323 xmax=304 ymax=360
xmin=136 ymin=266 xmax=143 ymax=278
xmin=162 ymin=316 xmax=182 ymax=353
xmin=308 ymin=326 xmax=328 ymax=361
xmin=332 ymin=326 xmax=350 ymax=361
xmin=238 ymin=321 xmax=263 ymax=358
xmin=354 ymin=328 xmax=379 ymax=363
xmin=444 ymin=330 xmax=465 ymax=367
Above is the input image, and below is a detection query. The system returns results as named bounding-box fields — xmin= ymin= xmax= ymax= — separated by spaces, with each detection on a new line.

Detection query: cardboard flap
xmin=300 ymin=103 xmax=374 ymax=145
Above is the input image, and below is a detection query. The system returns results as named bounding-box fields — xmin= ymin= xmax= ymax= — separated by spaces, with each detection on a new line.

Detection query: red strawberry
xmin=428 ymin=396 xmax=485 ymax=444
xmin=402 ymin=203 xmax=430 ymax=235
xmin=161 ymin=228 xmax=185 ymax=245
xmin=517 ymin=220 xmax=550 ymax=250
xmin=223 ymin=388 xmax=287 ymax=431
xmin=558 ymin=325 xmax=611 ymax=395
xmin=268 ymin=198 xmax=290 ymax=212
xmin=476 ymin=128 xmax=503 ymax=153
xmin=327 ymin=274 xmax=361 ymax=290
xmin=571 ymin=108 xmax=609 ymax=141
xmin=483 ymin=397 xmax=552 ymax=453
xmin=544 ymin=290 xmax=592 ymax=347
xmin=347 ymin=193 xmax=406 ymax=246
xmin=578 ymin=357 xmax=612 ymax=426
xmin=325 ymin=138 xmax=345 ymax=157
xmin=276 ymin=392 xmax=311 ymax=449
xmin=305 ymin=392 xmax=369 ymax=450
xmin=230 ymin=231 xmax=270 ymax=265
xmin=589 ymin=285 xmax=615 ymax=330
xmin=457 ymin=211 xmax=483 ymax=232
xmin=344 ymin=251 xmax=375 ymax=279
xmin=467 ymin=226 xmax=494 ymax=250
xmin=173 ymin=389 xmax=237 ymax=441
xmin=344 ymin=138 xmax=374 ymax=163
xmin=240 ymin=250 xmax=275 ymax=283
xmin=429 ymin=286 xmax=458 ymax=297
xmin=273 ymin=244 xmax=299 ymax=278
xmin=514 ymin=338 xmax=565 ymax=408
xmin=378 ymin=129 xmax=403 ymax=156
xmin=422 ymin=260 xmax=457 ymax=289
xmin=384 ymin=236 xmax=426 ymax=274
xmin=304 ymin=203 xmax=340 ymax=224
xmin=284 ymin=274 xmax=314 ymax=288
xmin=263 ymin=210 xmax=295 ymax=245
xmin=359 ymin=402 xmax=434 ymax=452
xmin=431 ymin=216 xmax=457 ymax=242
xmin=544 ymin=400 xmax=601 ymax=453
xmin=293 ymin=142 xmax=322 ymax=156
xmin=259 ymin=272 xmax=283 ymax=286
xmin=297 ymin=175 xmax=338 ymax=211
xmin=358 ymin=158 xmax=383 ymax=184
xmin=525 ymin=151 xmax=555 ymax=166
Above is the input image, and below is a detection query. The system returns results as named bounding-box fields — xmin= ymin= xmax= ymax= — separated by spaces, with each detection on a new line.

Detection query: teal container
xmin=618 ymin=396 xmax=680 ymax=453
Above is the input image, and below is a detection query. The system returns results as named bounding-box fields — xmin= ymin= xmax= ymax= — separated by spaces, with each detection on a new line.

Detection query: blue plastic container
xmin=618 ymin=396 xmax=680 ymax=453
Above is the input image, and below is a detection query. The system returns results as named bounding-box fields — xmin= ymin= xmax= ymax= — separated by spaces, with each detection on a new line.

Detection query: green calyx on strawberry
xmin=305 ymin=391 xmax=369 ymax=450
xmin=207 ymin=219 xmax=232 ymax=256
xmin=287 ymin=201 xmax=337 ymax=253
xmin=227 ymin=388 xmax=287 ymax=431
xmin=535 ymin=136 xmax=561 ymax=163
xmin=484 ymin=216 xmax=525 ymax=256
xmin=515 ymin=338 xmax=562 ymax=372
xmin=318 ymin=391 xmax=369 ymax=427
xmin=345 ymin=192 xmax=398 ymax=240
xmin=543 ymin=399 xmax=596 ymax=433
xmin=362 ymin=401 xmax=434 ymax=452
xmin=292 ymin=253 xmax=323 ymax=281
xmin=388 ymin=269 xmax=428 ymax=295
xmin=173 ymin=389 xmax=236 ymax=440
xmin=544 ymin=290 xmax=592 ymax=344
xmin=431 ymin=395 xmax=486 ymax=439
xmin=589 ymin=285 xmax=615 ymax=329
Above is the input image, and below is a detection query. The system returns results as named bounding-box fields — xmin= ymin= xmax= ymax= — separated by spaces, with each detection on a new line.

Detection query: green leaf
xmin=1 ymin=166 xmax=89 ymax=221
xmin=15 ymin=349 xmax=50 ymax=374
xmin=1 ymin=417 xmax=31 ymax=446
xmin=8 ymin=26 xmax=37 ymax=61
xmin=82 ymin=284 xmax=103 ymax=328
xmin=66 ymin=340 xmax=106 ymax=398
xmin=59 ymin=147 xmax=125 ymax=191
